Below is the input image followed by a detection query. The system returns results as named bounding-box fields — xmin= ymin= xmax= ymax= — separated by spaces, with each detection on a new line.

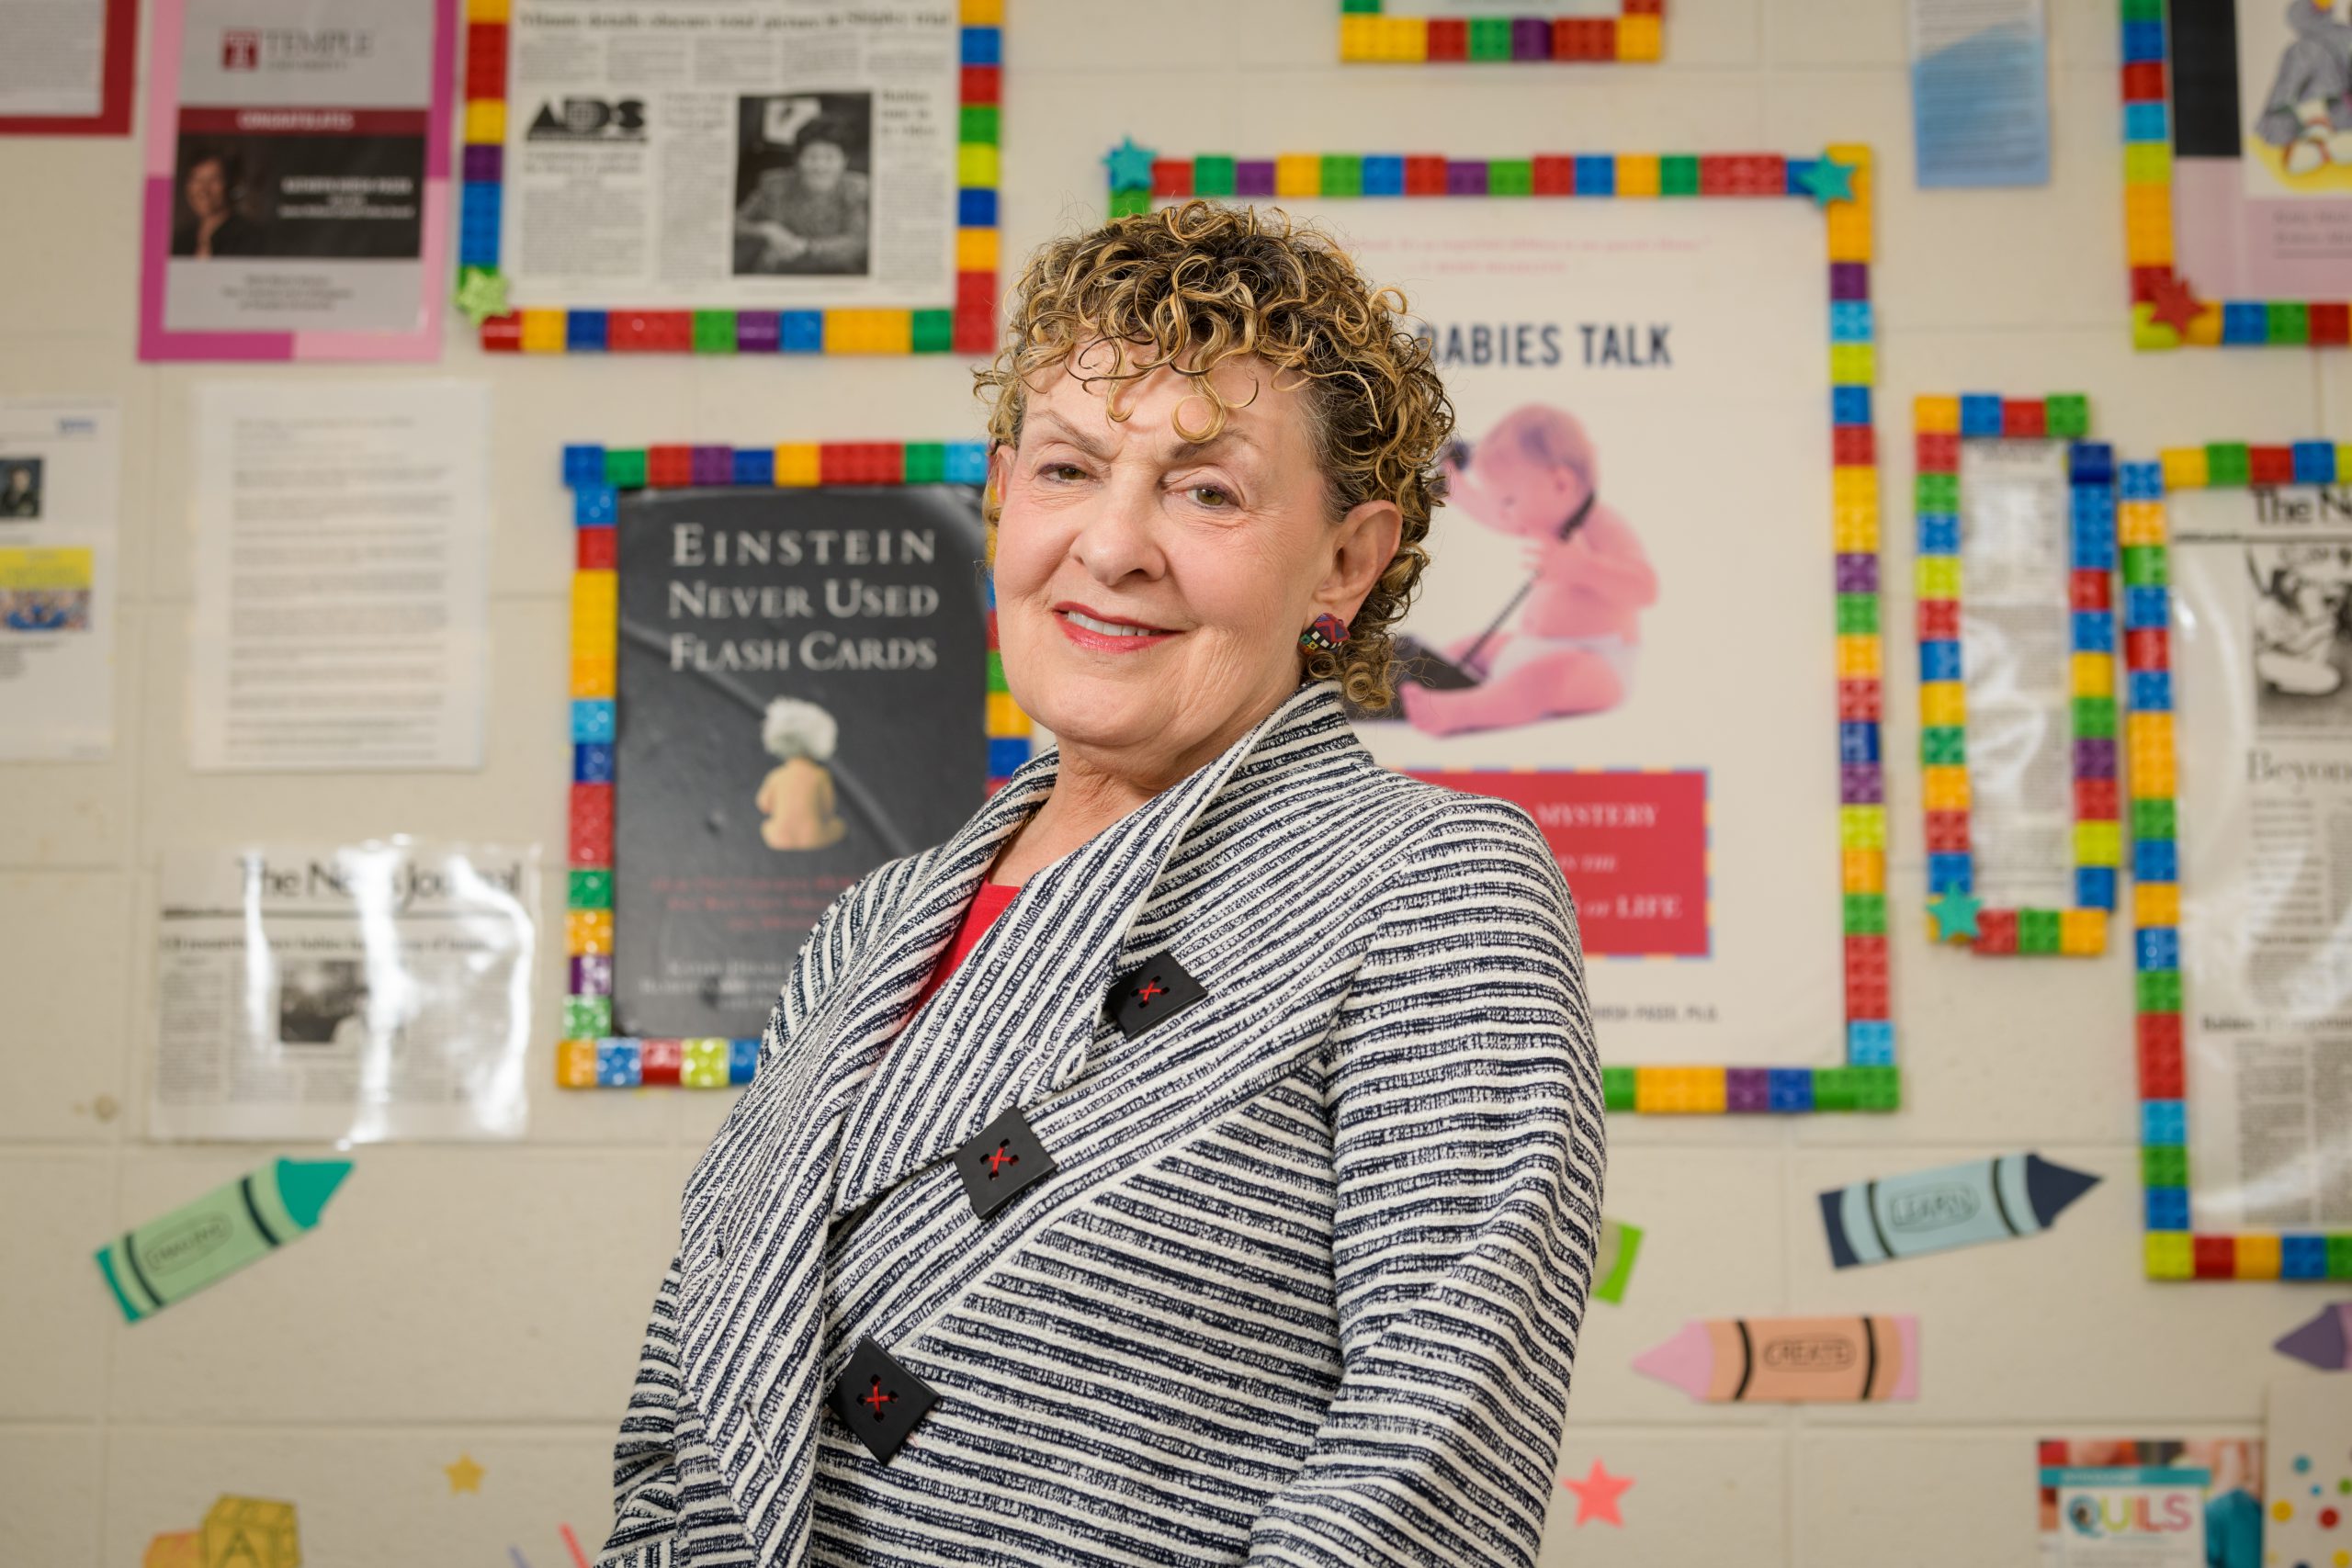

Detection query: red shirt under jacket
xmin=910 ymin=882 xmax=1020 ymax=1013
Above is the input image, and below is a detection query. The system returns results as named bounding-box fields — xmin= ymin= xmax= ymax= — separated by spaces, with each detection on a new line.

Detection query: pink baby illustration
xmin=1388 ymin=403 xmax=1658 ymax=737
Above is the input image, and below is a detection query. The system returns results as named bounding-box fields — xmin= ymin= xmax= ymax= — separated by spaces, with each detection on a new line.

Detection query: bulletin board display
xmin=0 ymin=0 xmax=136 ymax=136
xmin=554 ymin=441 xmax=1035 ymax=1089
xmin=1337 ymin=0 xmax=1662 ymax=63
xmin=458 ymin=0 xmax=1004 ymax=357
xmin=1108 ymin=141 xmax=1896 ymax=1115
xmin=2128 ymin=443 xmax=2352 ymax=1280
xmin=1911 ymin=394 xmax=2120 ymax=957
xmin=2120 ymin=0 xmax=2352 ymax=348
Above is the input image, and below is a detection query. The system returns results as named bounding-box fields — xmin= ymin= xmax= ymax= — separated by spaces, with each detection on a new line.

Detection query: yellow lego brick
xmin=2075 ymin=819 xmax=2123 ymax=868
xmin=1916 ymin=556 xmax=1961 ymax=600
xmin=2059 ymin=908 xmax=2108 ymax=955
xmin=986 ymin=692 xmax=1031 ymax=736
xmin=1833 ymin=467 xmax=1878 ymax=507
xmin=959 ymin=0 xmax=1002 ymax=21
xmin=467 ymin=0 xmax=510 ymax=22
xmin=1914 ymin=396 xmax=1962 ymax=435
xmin=1921 ymin=682 xmax=1966 ymax=727
xmin=2131 ymin=306 xmax=2180 ymax=353
xmin=1840 ymin=849 xmax=1884 ymax=894
xmin=2144 ymin=1232 xmax=2193 ymax=1280
xmin=680 ymin=1038 xmax=730 ymax=1089
xmin=464 ymin=99 xmax=506 ymax=146
xmin=1832 ymin=508 xmax=1880 ymax=553
xmin=519 ymin=309 xmax=566 ymax=354
xmin=955 ymin=228 xmax=1000 ymax=271
xmin=2124 ymin=183 xmax=2171 ymax=237
xmin=1635 ymin=1066 xmax=1726 ymax=1113
xmin=2071 ymin=651 xmax=2115 ymax=698
xmin=1616 ymin=156 xmax=1661 ymax=197
xmin=555 ymin=1038 xmax=599 ymax=1089
xmin=566 ymin=908 xmax=615 ymax=957
xmin=958 ymin=144 xmax=1000 ymax=188
xmin=2340 ymin=446 xmax=2352 ymax=482
xmin=1276 ymin=154 xmax=1320 ymax=197
xmin=2134 ymin=881 xmax=2180 ymax=927
xmin=775 ymin=444 xmax=821 ymax=486
xmin=1340 ymin=14 xmax=1378 ymax=59
xmin=570 ymin=657 xmax=615 ymax=700
xmin=1826 ymin=142 xmax=1872 ymax=201
xmin=1922 ymin=765 xmax=1970 ymax=811
xmin=1839 ymin=804 xmax=1887 ymax=851
xmin=1616 ymin=14 xmax=1662 ymax=60
xmin=2161 ymin=447 xmax=2208 ymax=489
xmin=1835 ymin=633 xmax=1882 ymax=678
xmin=2127 ymin=714 xmax=2174 ymax=771
xmin=2123 ymin=141 xmax=2172 ymax=186
xmin=1826 ymin=209 xmax=1871 ymax=264
xmin=825 ymin=310 xmax=913 ymax=355
xmin=2119 ymin=500 xmax=2166 ymax=546
xmin=2234 ymin=1233 xmax=2282 ymax=1280
xmin=1392 ymin=17 xmax=1430 ymax=59
xmin=2132 ymin=754 xmax=2177 ymax=798
xmin=2183 ymin=304 xmax=2222 ymax=345
xmin=1829 ymin=342 xmax=1875 ymax=386
xmin=2124 ymin=227 xmax=2176 ymax=269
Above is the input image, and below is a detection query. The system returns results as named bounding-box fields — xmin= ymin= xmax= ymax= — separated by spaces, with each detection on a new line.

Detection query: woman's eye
xmin=1039 ymin=463 xmax=1085 ymax=483
xmin=1190 ymin=486 xmax=1233 ymax=508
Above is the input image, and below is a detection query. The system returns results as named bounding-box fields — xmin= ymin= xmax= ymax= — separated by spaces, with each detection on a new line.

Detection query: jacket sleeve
xmin=595 ymin=877 xmax=876 ymax=1567
xmin=1246 ymin=801 xmax=1607 ymax=1568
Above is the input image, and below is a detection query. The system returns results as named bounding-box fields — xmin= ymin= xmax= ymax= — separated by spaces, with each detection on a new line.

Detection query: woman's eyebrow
xmin=1026 ymin=412 xmax=1117 ymax=461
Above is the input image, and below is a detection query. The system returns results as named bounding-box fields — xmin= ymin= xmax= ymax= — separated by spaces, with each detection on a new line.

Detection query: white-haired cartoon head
xmin=763 ymin=696 xmax=839 ymax=762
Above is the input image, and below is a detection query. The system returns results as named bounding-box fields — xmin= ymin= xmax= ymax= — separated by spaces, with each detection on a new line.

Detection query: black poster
xmin=613 ymin=485 xmax=990 ymax=1038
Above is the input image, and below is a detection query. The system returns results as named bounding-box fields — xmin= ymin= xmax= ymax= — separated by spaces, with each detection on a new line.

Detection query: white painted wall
xmin=2 ymin=1 xmax=2342 ymax=1562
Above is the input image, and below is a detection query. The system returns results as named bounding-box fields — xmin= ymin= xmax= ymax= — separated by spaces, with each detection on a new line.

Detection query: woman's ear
xmin=1317 ymin=498 xmax=1404 ymax=622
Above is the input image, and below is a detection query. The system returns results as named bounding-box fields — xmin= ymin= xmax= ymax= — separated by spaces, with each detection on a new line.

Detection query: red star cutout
xmin=2146 ymin=273 xmax=2205 ymax=337
xmin=1560 ymin=1459 xmax=1634 ymax=1526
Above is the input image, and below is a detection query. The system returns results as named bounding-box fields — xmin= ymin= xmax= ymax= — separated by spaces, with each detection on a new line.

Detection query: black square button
xmin=954 ymin=1104 xmax=1057 ymax=1221
xmin=1105 ymin=953 xmax=1205 ymax=1039
xmin=828 ymin=1336 xmax=938 ymax=1464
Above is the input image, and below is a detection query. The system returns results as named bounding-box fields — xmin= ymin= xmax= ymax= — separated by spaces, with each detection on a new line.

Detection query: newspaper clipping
xmin=0 ymin=397 xmax=119 ymax=761
xmin=2172 ymin=483 xmax=2352 ymax=1231
xmin=503 ymin=0 xmax=960 ymax=309
xmin=152 ymin=840 xmax=537 ymax=1141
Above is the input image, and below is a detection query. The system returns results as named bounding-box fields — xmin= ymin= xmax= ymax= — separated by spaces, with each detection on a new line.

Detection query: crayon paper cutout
xmin=1819 ymin=1152 xmax=2098 ymax=1268
xmin=444 ymin=1453 xmax=485 ymax=1494
xmin=201 ymin=1495 xmax=300 ymax=1568
xmin=96 ymin=1158 xmax=351 ymax=1323
xmin=144 ymin=1532 xmax=201 ymax=1568
xmin=1592 ymin=1219 xmax=1643 ymax=1304
xmin=1560 ymin=1460 xmax=1634 ymax=1527
xmin=1634 ymin=1314 xmax=1919 ymax=1404
xmin=2273 ymin=1301 xmax=2352 ymax=1371
xmin=560 ymin=1523 xmax=592 ymax=1568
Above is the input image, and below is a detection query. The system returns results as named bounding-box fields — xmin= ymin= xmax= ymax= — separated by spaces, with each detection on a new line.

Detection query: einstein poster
xmin=1221 ymin=195 xmax=1838 ymax=1067
xmin=611 ymin=484 xmax=989 ymax=1039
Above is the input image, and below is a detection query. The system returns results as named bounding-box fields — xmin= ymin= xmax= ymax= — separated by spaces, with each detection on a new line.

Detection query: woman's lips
xmin=1054 ymin=604 xmax=1178 ymax=652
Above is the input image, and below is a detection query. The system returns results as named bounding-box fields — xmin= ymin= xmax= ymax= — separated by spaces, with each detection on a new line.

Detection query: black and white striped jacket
xmin=599 ymin=681 xmax=1606 ymax=1567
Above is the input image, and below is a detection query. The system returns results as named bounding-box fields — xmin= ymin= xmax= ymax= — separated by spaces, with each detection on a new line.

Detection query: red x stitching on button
xmin=861 ymin=1377 xmax=897 ymax=1419
xmin=986 ymin=1139 xmax=1018 ymax=1177
xmin=1136 ymin=978 xmax=1167 ymax=1004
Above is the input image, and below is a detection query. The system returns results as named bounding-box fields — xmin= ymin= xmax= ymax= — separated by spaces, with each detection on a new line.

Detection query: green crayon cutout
xmin=96 ymin=1158 xmax=351 ymax=1323
xmin=1592 ymin=1218 xmax=1643 ymax=1304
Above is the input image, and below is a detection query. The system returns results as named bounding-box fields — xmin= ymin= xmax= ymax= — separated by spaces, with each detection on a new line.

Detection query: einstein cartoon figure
xmin=1385 ymin=403 xmax=1658 ymax=738
xmin=755 ymin=697 xmax=848 ymax=851
xmin=2255 ymin=0 xmax=2352 ymax=175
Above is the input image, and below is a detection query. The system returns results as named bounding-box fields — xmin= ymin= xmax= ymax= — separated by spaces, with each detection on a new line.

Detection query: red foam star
xmin=1560 ymin=1459 xmax=1634 ymax=1527
xmin=2146 ymin=273 xmax=2205 ymax=336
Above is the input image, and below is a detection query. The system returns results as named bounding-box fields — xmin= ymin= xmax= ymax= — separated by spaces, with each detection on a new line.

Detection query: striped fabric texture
xmin=599 ymin=682 xmax=1607 ymax=1566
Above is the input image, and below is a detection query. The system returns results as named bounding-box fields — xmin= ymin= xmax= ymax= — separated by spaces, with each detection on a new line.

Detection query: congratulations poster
xmin=611 ymin=484 xmax=989 ymax=1040
xmin=1260 ymin=196 xmax=1838 ymax=1066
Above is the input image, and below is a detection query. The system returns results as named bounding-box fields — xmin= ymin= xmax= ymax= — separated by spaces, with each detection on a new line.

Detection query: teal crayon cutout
xmin=1820 ymin=1152 xmax=2098 ymax=1268
xmin=96 ymin=1157 xmax=351 ymax=1323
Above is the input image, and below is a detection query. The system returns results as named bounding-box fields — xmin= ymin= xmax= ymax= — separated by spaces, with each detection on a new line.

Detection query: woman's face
xmin=990 ymin=346 xmax=1400 ymax=784
xmin=185 ymin=158 xmax=227 ymax=219
xmin=795 ymin=140 xmax=846 ymax=193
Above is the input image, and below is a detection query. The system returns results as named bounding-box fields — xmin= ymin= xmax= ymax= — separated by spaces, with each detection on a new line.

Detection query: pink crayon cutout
xmin=1634 ymin=1315 xmax=1919 ymax=1404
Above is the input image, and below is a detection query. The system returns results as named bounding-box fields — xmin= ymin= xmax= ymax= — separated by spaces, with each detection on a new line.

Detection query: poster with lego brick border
xmin=1152 ymin=192 xmax=1838 ymax=1068
xmin=609 ymin=482 xmax=990 ymax=1041
xmin=136 ymin=0 xmax=457 ymax=361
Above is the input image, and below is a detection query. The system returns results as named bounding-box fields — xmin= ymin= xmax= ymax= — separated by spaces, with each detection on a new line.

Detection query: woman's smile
xmin=1054 ymin=601 xmax=1179 ymax=650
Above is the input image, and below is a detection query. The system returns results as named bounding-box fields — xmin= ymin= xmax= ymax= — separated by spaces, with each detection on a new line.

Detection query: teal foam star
xmin=1928 ymin=888 xmax=1982 ymax=942
xmin=1103 ymin=138 xmax=1157 ymax=193
xmin=1797 ymin=156 xmax=1857 ymax=208
xmin=455 ymin=268 xmax=510 ymax=327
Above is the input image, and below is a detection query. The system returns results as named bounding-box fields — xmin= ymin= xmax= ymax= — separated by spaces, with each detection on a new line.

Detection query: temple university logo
xmin=221 ymin=29 xmax=260 ymax=69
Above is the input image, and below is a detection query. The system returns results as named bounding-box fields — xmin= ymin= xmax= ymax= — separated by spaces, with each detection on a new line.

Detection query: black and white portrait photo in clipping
xmin=0 ymin=457 xmax=43 ymax=520
xmin=733 ymin=93 xmax=874 ymax=277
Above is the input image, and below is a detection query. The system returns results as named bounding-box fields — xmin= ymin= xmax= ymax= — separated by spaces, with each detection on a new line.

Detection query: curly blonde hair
xmin=974 ymin=199 xmax=1454 ymax=709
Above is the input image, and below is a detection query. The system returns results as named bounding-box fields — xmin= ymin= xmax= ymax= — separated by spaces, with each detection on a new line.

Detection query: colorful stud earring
xmin=1298 ymin=614 xmax=1349 ymax=654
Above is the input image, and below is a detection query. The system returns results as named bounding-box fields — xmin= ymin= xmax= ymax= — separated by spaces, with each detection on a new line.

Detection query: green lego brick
xmin=562 ymin=995 xmax=611 ymax=1037
xmin=903 ymin=443 xmax=947 ymax=484
xmin=605 ymin=448 xmax=648 ymax=489
xmin=1843 ymin=892 xmax=1887 ymax=936
xmin=2073 ymin=695 xmax=2118 ymax=739
xmin=2120 ymin=545 xmax=2168 ymax=588
xmin=1922 ymin=726 xmax=1966 ymax=765
xmin=2142 ymin=1144 xmax=2188 ymax=1188
xmin=1812 ymin=1068 xmax=1858 ymax=1111
xmin=1341 ymin=0 xmax=1382 ymax=13
xmin=911 ymin=310 xmax=953 ymax=354
xmin=568 ymin=869 xmax=613 ymax=910
xmin=2205 ymin=443 xmax=2251 ymax=487
xmin=1660 ymin=155 xmax=1700 ymax=196
xmin=1836 ymin=592 xmax=1879 ymax=636
xmin=2138 ymin=970 xmax=2183 ymax=1011
xmin=1851 ymin=1066 xmax=1900 ymax=1111
xmin=986 ymin=649 xmax=1008 ymax=693
xmin=2018 ymin=908 xmax=2062 ymax=954
xmin=960 ymin=105 xmax=1000 ymax=146
xmin=692 ymin=310 xmax=736 ymax=354
xmin=1108 ymin=188 xmax=1150 ymax=218
xmin=1193 ymin=156 xmax=1236 ymax=197
xmin=2120 ymin=0 xmax=2162 ymax=18
xmin=2330 ymin=1235 xmax=2352 ymax=1280
xmin=2045 ymin=395 xmax=2090 ymax=439
xmin=2131 ymin=797 xmax=2176 ymax=840
xmin=1320 ymin=154 xmax=1363 ymax=197
xmin=1916 ymin=472 xmax=1959 ymax=512
xmin=1469 ymin=17 xmax=1510 ymax=57
xmin=2267 ymin=302 xmax=2308 ymax=345
xmin=1602 ymin=1065 xmax=1635 ymax=1112
xmin=1489 ymin=160 xmax=1533 ymax=197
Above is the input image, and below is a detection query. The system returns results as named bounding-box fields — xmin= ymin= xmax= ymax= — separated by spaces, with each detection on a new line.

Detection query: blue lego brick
xmin=1767 ymin=1067 xmax=1814 ymax=1112
xmin=2143 ymin=1186 xmax=2189 ymax=1230
xmin=2221 ymin=301 xmax=2267 ymax=344
xmin=1847 ymin=1021 xmax=1894 ymax=1066
xmin=2120 ymin=461 xmax=2165 ymax=499
xmin=566 ymin=310 xmax=607 ymax=352
xmin=573 ymin=742 xmax=615 ymax=784
xmin=595 ymin=1039 xmax=641 ymax=1088
xmin=2136 ymin=928 xmax=2181 ymax=971
xmin=2124 ymin=585 xmax=2169 ymax=629
xmin=1928 ymin=852 xmax=1973 ymax=895
xmin=2075 ymin=866 xmax=2117 ymax=910
xmin=2293 ymin=441 xmax=2338 ymax=484
xmin=2124 ymin=100 xmax=2169 ymax=142
xmin=1959 ymin=394 xmax=2004 ymax=436
xmin=563 ymin=445 xmax=606 ymax=486
xmin=2134 ymin=839 xmax=2178 ymax=882
xmin=732 ymin=448 xmax=775 ymax=486
xmin=1917 ymin=513 xmax=1960 ymax=555
xmin=1363 ymin=155 xmax=1406 ymax=196
xmin=2128 ymin=670 xmax=2172 ymax=712
xmin=957 ymin=187 xmax=998 ymax=227
xmin=1918 ymin=638 xmax=1963 ymax=682
xmin=2283 ymin=1235 xmax=2329 ymax=1278
xmin=960 ymin=25 xmax=1000 ymax=63
xmin=1833 ymin=385 xmax=1872 ymax=427
xmin=1838 ymin=719 xmax=1880 ymax=763
xmin=2071 ymin=611 xmax=2115 ymax=653
xmin=780 ymin=310 xmax=824 ymax=353
xmin=944 ymin=443 xmax=990 ymax=484
xmin=2142 ymin=1098 xmax=2187 ymax=1145
xmin=1830 ymin=301 xmax=1873 ymax=343
xmin=987 ymin=737 xmax=1030 ymax=775
xmin=571 ymin=699 xmax=616 ymax=744
xmin=729 ymin=1037 xmax=761 ymax=1085
xmin=2070 ymin=442 xmax=2116 ymax=486
xmin=573 ymin=486 xmax=617 ymax=527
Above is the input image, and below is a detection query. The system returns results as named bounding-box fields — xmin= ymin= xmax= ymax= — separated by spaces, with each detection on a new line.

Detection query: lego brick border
xmin=554 ymin=438 xmax=1034 ymax=1090
xmin=457 ymin=0 xmax=1004 ymax=357
xmin=2117 ymin=0 xmax=2352 ymax=350
xmin=1338 ymin=0 xmax=1662 ymax=63
xmin=2130 ymin=441 xmax=2352 ymax=1279
xmin=1912 ymin=394 xmax=2120 ymax=956
xmin=1108 ymin=141 xmax=1896 ymax=1115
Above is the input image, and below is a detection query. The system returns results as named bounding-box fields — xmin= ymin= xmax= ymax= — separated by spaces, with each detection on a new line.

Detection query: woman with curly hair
xmin=596 ymin=200 xmax=1605 ymax=1568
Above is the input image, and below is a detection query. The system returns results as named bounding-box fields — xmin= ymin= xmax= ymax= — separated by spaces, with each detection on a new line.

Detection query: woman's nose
xmin=1069 ymin=474 xmax=1164 ymax=582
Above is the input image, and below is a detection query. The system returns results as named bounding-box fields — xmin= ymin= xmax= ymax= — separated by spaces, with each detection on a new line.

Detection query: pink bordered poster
xmin=137 ymin=0 xmax=456 ymax=361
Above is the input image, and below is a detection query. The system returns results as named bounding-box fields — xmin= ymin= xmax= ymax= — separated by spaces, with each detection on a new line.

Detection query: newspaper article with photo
xmin=0 ymin=397 xmax=120 ymax=761
xmin=1959 ymin=436 xmax=2078 ymax=908
xmin=502 ymin=0 xmax=958 ymax=309
xmin=151 ymin=840 xmax=537 ymax=1141
xmin=2171 ymin=482 xmax=2352 ymax=1232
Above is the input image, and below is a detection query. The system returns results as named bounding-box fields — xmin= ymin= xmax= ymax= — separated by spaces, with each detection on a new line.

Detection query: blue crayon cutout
xmin=1821 ymin=1152 xmax=2100 ymax=1268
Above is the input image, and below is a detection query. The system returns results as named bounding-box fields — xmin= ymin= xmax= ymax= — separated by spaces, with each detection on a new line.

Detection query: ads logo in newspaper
xmin=218 ymin=28 xmax=376 ymax=71
xmin=528 ymin=98 xmax=648 ymax=141
xmin=221 ymin=30 xmax=260 ymax=70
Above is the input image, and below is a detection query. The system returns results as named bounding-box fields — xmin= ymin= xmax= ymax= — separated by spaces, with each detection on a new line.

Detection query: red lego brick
xmin=2120 ymin=62 xmax=2165 ymax=102
xmin=1623 ymin=0 xmax=1663 ymax=13
xmin=1917 ymin=599 xmax=1960 ymax=640
xmin=2071 ymin=570 xmax=2111 ymax=611
xmin=1404 ymin=155 xmax=1448 ymax=196
xmin=957 ymin=270 xmax=997 ymax=312
xmin=2191 ymin=1235 xmax=2234 ymax=1278
xmin=1554 ymin=17 xmax=1614 ymax=57
xmin=1838 ymin=677 xmax=1882 ymax=721
xmin=1974 ymin=908 xmax=2019 ymax=953
xmin=2130 ymin=265 xmax=2173 ymax=304
xmin=2003 ymin=400 xmax=2046 ymax=438
xmin=576 ymin=526 xmax=616 ymax=571
xmin=1844 ymin=933 xmax=1889 ymax=978
xmin=960 ymin=64 xmax=1000 ymax=105
xmin=2312 ymin=302 xmax=2352 ymax=345
xmin=2125 ymin=626 xmax=2169 ymax=671
xmin=1915 ymin=431 xmax=1958 ymax=473
xmin=648 ymin=446 xmax=693 ymax=487
xmin=955 ymin=310 xmax=996 ymax=355
xmin=1835 ymin=425 xmax=1876 ymax=467
xmin=1426 ymin=18 xmax=1468 ymax=59
xmin=465 ymin=24 xmax=508 ymax=100
xmin=2075 ymin=777 xmax=2119 ymax=819
xmin=1926 ymin=810 xmax=1971 ymax=853
xmin=1532 ymin=155 xmax=1576 ymax=195
xmin=1151 ymin=160 xmax=1192 ymax=197
xmin=639 ymin=1039 xmax=684 ymax=1087
xmin=480 ymin=314 xmax=522 ymax=352
xmin=2139 ymin=1031 xmax=2184 ymax=1099
xmin=2250 ymin=446 xmax=2295 ymax=485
